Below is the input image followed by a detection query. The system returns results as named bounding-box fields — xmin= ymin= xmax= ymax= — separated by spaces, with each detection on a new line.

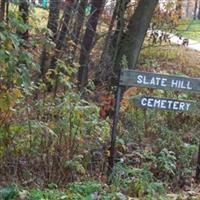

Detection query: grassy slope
xmin=176 ymin=20 xmax=200 ymax=42
xmin=139 ymin=43 xmax=200 ymax=76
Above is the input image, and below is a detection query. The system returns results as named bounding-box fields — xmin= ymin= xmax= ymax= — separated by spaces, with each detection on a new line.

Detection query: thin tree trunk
xmin=47 ymin=0 xmax=61 ymax=39
xmin=47 ymin=0 xmax=76 ymax=91
xmin=176 ymin=0 xmax=182 ymax=19
xmin=50 ymin=0 xmax=75 ymax=67
xmin=71 ymin=0 xmax=88 ymax=59
xmin=56 ymin=0 xmax=75 ymax=51
xmin=78 ymin=0 xmax=105 ymax=90
xmin=114 ymin=0 xmax=159 ymax=78
xmin=101 ymin=1 xmax=118 ymax=59
xmin=5 ymin=0 xmax=9 ymax=22
xmin=194 ymin=0 xmax=198 ymax=19
xmin=186 ymin=0 xmax=190 ymax=18
xmin=97 ymin=1 xmax=118 ymax=79
xmin=18 ymin=0 xmax=29 ymax=40
xmin=38 ymin=0 xmax=61 ymax=82
xmin=198 ymin=0 xmax=200 ymax=19
xmin=0 ymin=0 xmax=6 ymax=21
xmin=111 ymin=0 xmax=131 ymax=73
xmin=96 ymin=0 xmax=130 ymax=85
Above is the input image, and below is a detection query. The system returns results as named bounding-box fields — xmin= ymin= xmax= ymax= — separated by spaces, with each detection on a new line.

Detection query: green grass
xmin=176 ymin=19 xmax=200 ymax=41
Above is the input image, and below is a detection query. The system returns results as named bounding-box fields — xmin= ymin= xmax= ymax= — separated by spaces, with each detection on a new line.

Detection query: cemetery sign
xmin=131 ymin=95 xmax=198 ymax=112
xmin=120 ymin=70 xmax=200 ymax=93
xmin=109 ymin=69 xmax=200 ymax=178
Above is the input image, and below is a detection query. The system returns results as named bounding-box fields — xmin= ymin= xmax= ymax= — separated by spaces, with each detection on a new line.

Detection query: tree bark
xmin=96 ymin=0 xmax=130 ymax=85
xmin=197 ymin=0 xmax=200 ymax=19
xmin=55 ymin=0 xmax=75 ymax=51
xmin=5 ymin=0 xmax=9 ymax=22
xmin=47 ymin=0 xmax=61 ymax=39
xmin=176 ymin=0 xmax=182 ymax=19
xmin=18 ymin=0 xmax=29 ymax=40
xmin=0 ymin=0 xmax=6 ymax=21
xmin=96 ymin=1 xmax=118 ymax=80
xmin=47 ymin=0 xmax=76 ymax=91
xmin=50 ymin=0 xmax=76 ymax=65
xmin=114 ymin=0 xmax=159 ymax=79
xmin=39 ymin=0 xmax=61 ymax=80
xmin=194 ymin=0 xmax=198 ymax=19
xmin=186 ymin=0 xmax=190 ymax=18
xmin=78 ymin=0 xmax=105 ymax=90
xmin=71 ymin=0 xmax=88 ymax=59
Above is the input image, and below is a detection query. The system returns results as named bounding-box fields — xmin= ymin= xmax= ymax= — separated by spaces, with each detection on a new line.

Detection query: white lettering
xmin=178 ymin=81 xmax=182 ymax=88
xmin=171 ymin=80 xmax=179 ymax=88
xmin=185 ymin=103 xmax=191 ymax=111
xmin=136 ymin=75 xmax=193 ymax=91
xmin=147 ymin=98 xmax=154 ymax=107
xmin=137 ymin=75 xmax=143 ymax=84
xmin=154 ymin=99 xmax=161 ymax=108
xmin=179 ymin=102 xmax=185 ymax=111
xmin=143 ymin=76 xmax=149 ymax=85
xmin=180 ymin=81 xmax=186 ymax=89
xmin=150 ymin=77 xmax=156 ymax=85
xmin=161 ymin=78 xmax=167 ymax=87
xmin=160 ymin=100 xmax=167 ymax=109
xmin=187 ymin=81 xmax=192 ymax=90
xmin=139 ymin=97 xmax=192 ymax=112
xmin=173 ymin=101 xmax=179 ymax=110
xmin=141 ymin=98 xmax=147 ymax=106
xmin=155 ymin=77 xmax=161 ymax=85
xmin=167 ymin=100 xmax=173 ymax=109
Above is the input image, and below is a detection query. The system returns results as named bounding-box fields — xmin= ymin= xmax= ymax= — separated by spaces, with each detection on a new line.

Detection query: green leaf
xmin=0 ymin=186 xmax=19 ymax=200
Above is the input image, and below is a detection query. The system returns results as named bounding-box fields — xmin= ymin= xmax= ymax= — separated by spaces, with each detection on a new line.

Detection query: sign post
xmin=108 ymin=85 xmax=122 ymax=176
xmin=196 ymin=140 xmax=200 ymax=180
xmin=109 ymin=69 xmax=200 ymax=180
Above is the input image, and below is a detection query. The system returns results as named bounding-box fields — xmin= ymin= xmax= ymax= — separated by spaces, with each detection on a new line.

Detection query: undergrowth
xmin=2 ymin=5 xmax=200 ymax=200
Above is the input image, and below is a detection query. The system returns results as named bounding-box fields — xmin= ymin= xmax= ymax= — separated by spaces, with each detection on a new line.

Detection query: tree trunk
xmin=50 ymin=0 xmax=76 ymax=65
xmin=39 ymin=0 xmax=61 ymax=81
xmin=47 ymin=0 xmax=76 ymax=91
xmin=96 ymin=1 xmax=118 ymax=82
xmin=47 ymin=0 xmax=61 ymax=39
xmin=114 ymin=0 xmax=158 ymax=80
xmin=186 ymin=0 xmax=190 ymax=18
xmin=194 ymin=0 xmax=198 ymax=19
xmin=18 ymin=0 xmax=29 ymax=40
xmin=56 ymin=0 xmax=75 ymax=51
xmin=0 ymin=0 xmax=6 ymax=21
xmin=109 ymin=0 xmax=131 ymax=81
xmin=176 ymin=0 xmax=182 ymax=19
xmin=197 ymin=0 xmax=200 ymax=19
xmin=71 ymin=0 xmax=88 ymax=59
xmin=96 ymin=0 xmax=130 ymax=85
xmin=78 ymin=0 xmax=105 ymax=90
xmin=5 ymin=0 xmax=9 ymax=22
